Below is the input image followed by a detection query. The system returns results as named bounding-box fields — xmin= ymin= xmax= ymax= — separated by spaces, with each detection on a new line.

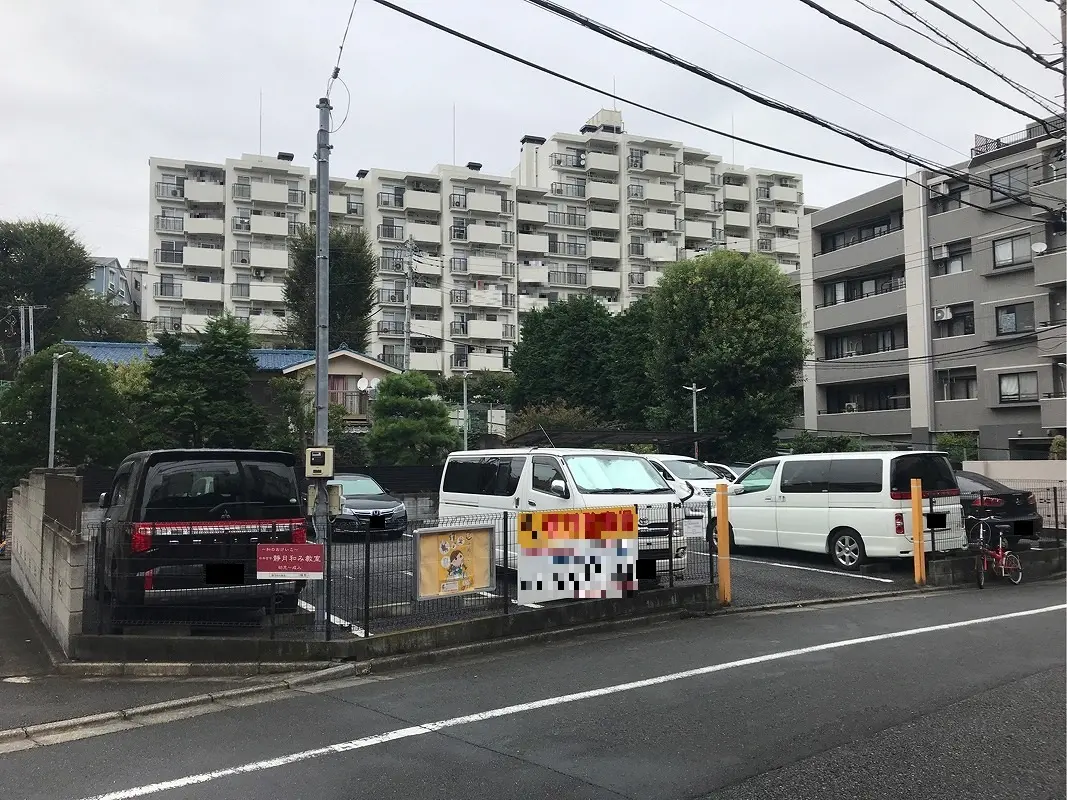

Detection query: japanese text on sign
xmin=414 ymin=524 xmax=495 ymax=601
xmin=256 ymin=543 xmax=325 ymax=581
xmin=517 ymin=507 xmax=638 ymax=604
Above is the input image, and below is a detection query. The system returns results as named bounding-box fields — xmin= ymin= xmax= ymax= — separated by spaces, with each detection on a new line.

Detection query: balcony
xmin=813 ymin=280 xmax=906 ymax=333
xmin=628 ymin=271 xmax=663 ymax=287
xmin=378 ymin=320 xmax=406 ymax=336
xmin=549 ymin=242 xmax=587 ymax=257
xmin=684 ymin=193 xmax=721 ymax=213
xmin=1034 ymin=247 xmax=1066 ymax=286
xmin=588 ymin=181 xmax=620 ymax=202
xmin=231 ymin=247 xmax=288 ymax=269
xmin=773 ymin=210 xmax=799 ymax=228
xmin=183 ymin=180 xmax=224 ymax=204
xmin=813 ymin=225 xmax=904 ymax=279
xmin=469 ymin=288 xmax=506 ymax=307
xmin=771 ymin=185 xmax=800 ymax=204
xmin=646 ymin=213 xmax=676 ymax=232
xmin=970 ymin=118 xmax=1065 ymax=158
xmin=155 ymin=182 xmax=185 ymax=200
xmin=644 ymin=183 xmax=677 ymax=203
xmin=377 ymin=224 xmax=404 ymax=241
xmin=329 ymin=390 xmax=370 ymax=418
xmin=502 ymin=230 xmax=515 ymax=245
xmin=1041 ymin=392 xmax=1066 ymax=429
xmin=288 ymin=221 xmax=305 ymax=236
xmin=722 ymin=183 xmax=748 ymax=202
xmin=183 ymin=313 xmax=220 ymax=332
xmin=518 ymin=264 xmax=549 ymax=284
xmin=153 ymin=316 xmax=183 ymax=333
xmin=628 ymin=243 xmax=646 ymax=258
xmin=465 ymin=225 xmax=504 ymax=246
xmin=550 ymin=182 xmax=586 ymax=198
xmin=409 ymin=351 xmax=443 ymax=372
xmin=246 ymin=314 xmax=287 ymax=336
xmin=450 ymin=226 xmax=468 ymax=242
xmin=183 ymin=281 xmax=225 ymax=303
xmin=815 ymin=348 xmax=910 ymax=384
xmin=724 ymin=210 xmax=750 ymax=228
xmin=405 ymin=190 xmax=440 ymax=212
xmin=684 ymin=164 xmax=713 ymax=184
xmin=181 ymin=245 xmax=223 ymax=268
xmin=407 ymin=222 xmax=441 ymax=243
xmin=627 ymin=185 xmax=644 ymax=200
xmin=379 ymin=255 xmax=405 ymax=274
xmin=468 ymin=351 xmax=504 ymax=370
xmin=310 ymin=193 xmax=347 ymax=215
xmin=548 ymin=211 xmax=586 ymax=227
xmin=589 ymin=270 xmax=621 ymax=289
xmin=231 ymin=283 xmax=251 ymax=300
xmin=517 ymin=202 xmax=549 ymax=224
xmin=817 ymin=408 xmax=911 ymax=436
xmin=378 ymin=192 xmax=404 ymax=209
xmin=153 ymin=282 xmax=182 ymax=299
xmin=587 ymin=210 xmax=619 ymax=229
xmin=552 ymin=152 xmax=585 ymax=169
xmin=502 ymin=293 xmax=516 ymax=307
xmin=379 ymin=352 xmax=405 ymax=369
xmin=646 ymin=242 xmax=678 ymax=262
xmin=289 ymin=189 xmax=307 ymax=206
xmin=469 ymin=192 xmax=506 ymax=214
xmin=184 ymin=216 xmax=224 ymax=236
xmin=682 ymin=219 xmax=719 ymax=239
xmin=467 ymin=319 xmax=511 ymax=340
xmin=449 ymin=320 xmax=468 ymax=337
xmin=589 ymin=240 xmax=621 ymax=260
xmin=347 ymin=200 xmax=364 ymax=216
xmin=450 ymin=289 xmax=469 ymax=305
xmin=449 ymin=257 xmax=468 ymax=274
xmin=549 ymin=271 xmax=587 ymax=287
xmin=774 ymin=237 xmax=800 ymax=254
xmin=518 ymin=233 xmax=549 ymax=252
xmin=586 ymin=152 xmax=620 ymax=172
xmin=249 ymin=215 xmax=289 ymax=237
xmin=468 ymin=255 xmax=506 ymax=276
xmin=450 ymin=353 xmax=469 ymax=370
xmin=627 ymin=213 xmax=645 ymax=228
xmin=410 ymin=286 xmax=439 ymax=306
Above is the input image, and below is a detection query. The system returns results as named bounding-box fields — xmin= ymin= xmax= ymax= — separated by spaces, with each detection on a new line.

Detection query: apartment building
xmin=513 ymin=109 xmax=805 ymax=314
xmin=799 ymin=117 xmax=1066 ymax=459
xmin=87 ymin=257 xmax=143 ymax=317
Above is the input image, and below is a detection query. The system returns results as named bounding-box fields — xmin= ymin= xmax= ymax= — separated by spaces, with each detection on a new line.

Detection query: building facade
xmin=799 ymin=118 xmax=1066 ymax=459
xmin=145 ymin=110 xmax=805 ymax=374
xmin=87 ymin=257 xmax=143 ymax=317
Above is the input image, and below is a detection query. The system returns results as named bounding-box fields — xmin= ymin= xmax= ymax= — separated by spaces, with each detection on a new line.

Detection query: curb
xmin=54 ymin=660 xmax=338 ymax=678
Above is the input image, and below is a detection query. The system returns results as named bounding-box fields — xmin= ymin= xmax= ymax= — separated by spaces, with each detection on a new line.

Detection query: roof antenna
xmin=539 ymin=424 xmax=555 ymax=447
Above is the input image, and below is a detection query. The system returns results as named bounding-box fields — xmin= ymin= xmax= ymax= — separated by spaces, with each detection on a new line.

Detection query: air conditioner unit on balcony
xmin=930 ymin=244 xmax=949 ymax=261
xmin=253 ymin=268 xmax=266 ymax=279
xmin=170 ymin=188 xmax=181 ymax=197
xmin=389 ymin=293 xmax=403 ymax=303
xmin=933 ymin=306 xmax=954 ymax=322
xmin=844 ymin=403 xmax=859 ymax=413
xmin=171 ymin=321 xmax=182 ymax=331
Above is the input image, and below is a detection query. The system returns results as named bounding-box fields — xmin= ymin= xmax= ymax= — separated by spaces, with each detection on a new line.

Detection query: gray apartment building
xmin=799 ymin=118 xmax=1066 ymax=460
xmin=87 ymin=256 xmax=144 ymax=318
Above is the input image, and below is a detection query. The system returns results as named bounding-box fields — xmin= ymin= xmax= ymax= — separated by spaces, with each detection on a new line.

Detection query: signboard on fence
xmin=414 ymin=524 xmax=495 ymax=601
xmin=517 ymin=507 xmax=638 ymax=604
xmin=256 ymin=543 xmax=325 ymax=580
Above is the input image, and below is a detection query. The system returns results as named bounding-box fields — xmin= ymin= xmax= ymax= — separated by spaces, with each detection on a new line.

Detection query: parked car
xmin=702 ymin=462 xmax=743 ymax=481
xmin=328 ymin=473 xmax=408 ymax=540
xmin=645 ymin=454 xmax=733 ymax=495
xmin=955 ymin=470 xmax=1042 ymax=547
xmin=95 ymin=449 xmax=308 ymax=613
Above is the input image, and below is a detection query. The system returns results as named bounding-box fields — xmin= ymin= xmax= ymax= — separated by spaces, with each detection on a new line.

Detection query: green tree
xmin=265 ymin=375 xmax=368 ymax=467
xmin=507 ymin=400 xmax=604 ymax=441
xmin=935 ymin=431 xmax=979 ymax=463
xmin=788 ymin=430 xmax=860 ymax=454
xmin=366 ymin=372 xmax=459 ymax=465
xmin=138 ymin=316 xmax=265 ymax=449
xmin=647 ymin=251 xmax=809 ymax=462
xmin=0 ymin=344 xmax=132 ymax=492
xmin=1050 ymin=434 xmax=1065 ymax=461
xmin=51 ymin=289 xmax=147 ymax=344
xmin=285 ymin=225 xmax=377 ymax=351
xmin=434 ymin=370 xmax=515 ymax=406
xmin=510 ymin=296 xmax=615 ymax=415
xmin=604 ymin=296 xmax=659 ymax=428
xmin=111 ymin=358 xmax=152 ymax=399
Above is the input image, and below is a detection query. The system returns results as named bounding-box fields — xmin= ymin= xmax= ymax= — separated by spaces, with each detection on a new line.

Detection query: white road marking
xmin=402 ymin=570 xmax=413 ymax=577
xmin=79 ymin=602 xmax=1066 ymax=800
xmin=689 ymin=550 xmax=896 ymax=583
xmin=296 ymin=600 xmax=366 ymax=638
xmin=475 ymin=590 xmax=542 ymax=609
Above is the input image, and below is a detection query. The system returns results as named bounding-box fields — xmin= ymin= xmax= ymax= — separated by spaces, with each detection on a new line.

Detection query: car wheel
xmin=707 ymin=521 xmax=736 ymax=553
xmin=829 ymin=528 xmax=866 ymax=571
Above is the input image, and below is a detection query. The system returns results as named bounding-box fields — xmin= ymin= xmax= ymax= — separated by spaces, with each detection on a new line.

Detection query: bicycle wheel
xmin=975 ymin=555 xmax=985 ymax=589
xmin=1002 ymin=553 xmax=1022 ymax=585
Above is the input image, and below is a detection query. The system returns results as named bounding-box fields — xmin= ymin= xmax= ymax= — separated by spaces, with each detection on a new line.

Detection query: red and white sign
xmin=256 ymin=543 xmax=325 ymax=580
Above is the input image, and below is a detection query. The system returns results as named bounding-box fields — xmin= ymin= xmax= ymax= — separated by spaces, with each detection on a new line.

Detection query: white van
xmin=438 ymin=448 xmax=693 ymax=580
xmin=718 ymin=451 xmax=962 ymax=570
xmin=644 ymin=453 xmax=733 ymax=496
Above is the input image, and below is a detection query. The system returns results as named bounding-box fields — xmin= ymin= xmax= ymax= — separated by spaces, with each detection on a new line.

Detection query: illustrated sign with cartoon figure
xmin=414 ymin=524 xmax=495 ymax=601
xmin=517 ymin=506 xmax=638 ymax=604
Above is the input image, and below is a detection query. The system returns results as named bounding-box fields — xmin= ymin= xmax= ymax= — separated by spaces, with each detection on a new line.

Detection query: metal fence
xmin=995 ymin=480 xmax=1065 ymax=534
xmin=81 ymin=501 xmax=717 ymax=640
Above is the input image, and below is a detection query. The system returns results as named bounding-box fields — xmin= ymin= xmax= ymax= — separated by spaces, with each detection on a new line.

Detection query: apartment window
xmin=995 ymin=302 xmax=1036 ymax=335
xmin=933 ymin=303 xmax=974 ymax=338
xmin=825 ymin=383 xmax=910 ymax=413
xmin=992 ymin=233 xmax=1032 ymax=268
xmin=998 ymin=371 xmax=1039 ymax=403
xmin=990 ymin=165 xmax=1028 ymax=202
xmin=824 ymin=328 xmax=905 ymax=359
xmin=930 ymin=188 xmax=964 ymax=215
xmin=858 ymin=219 xmax=891 ymax=240
xmin=935 ymin=368 xmax=978 ymax=400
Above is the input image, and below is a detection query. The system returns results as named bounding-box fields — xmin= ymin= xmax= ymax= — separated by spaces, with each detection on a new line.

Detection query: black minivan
xmin=96 ymin=449 xmax=308 ymax=613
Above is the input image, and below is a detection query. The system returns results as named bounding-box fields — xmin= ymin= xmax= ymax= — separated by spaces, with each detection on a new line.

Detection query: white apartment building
xmin=145 ymin=109 xmax=804 ymax=374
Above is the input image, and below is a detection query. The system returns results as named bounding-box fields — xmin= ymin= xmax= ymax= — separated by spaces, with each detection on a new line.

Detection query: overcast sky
xmin=1 ymin=0 xmax=1061 ymax=262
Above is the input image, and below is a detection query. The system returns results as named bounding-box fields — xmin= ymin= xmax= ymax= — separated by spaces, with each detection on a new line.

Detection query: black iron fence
xmin=81 ymin=501 xmax=716 ymax=640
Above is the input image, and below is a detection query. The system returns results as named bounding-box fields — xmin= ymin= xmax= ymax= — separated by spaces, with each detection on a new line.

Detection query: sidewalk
xmin=0 ymin=562 xmax=53 ymax=679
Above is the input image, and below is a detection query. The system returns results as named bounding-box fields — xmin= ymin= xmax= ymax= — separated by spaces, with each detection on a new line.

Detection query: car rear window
xmin=956 ymin=471 xmax=1013 ymax=494
xmin=442 ymin=457 xmax=525 ymax=496
xmin=138 ymin=457 xmax=301 ymax=522
xmin=890 ymin=454 xmax=959 ymax=498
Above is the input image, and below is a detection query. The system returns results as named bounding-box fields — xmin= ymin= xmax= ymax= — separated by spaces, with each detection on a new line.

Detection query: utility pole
xmin=402 ymin=236 xmax=417 ymax=371
xmin=11 ymin=304 xmax=46 ymax=361
xmin=682 ymin=383 xmax=706 ymax=460
xmin=28 ymin=306 xmax=35 ymax=357
xmin=462 ymin=371 xmax=470 ymax=450
xmin=48 ymin=352 xmax=71 ymax=468
xmin=312 ymin=96 xmax=332 ymax=630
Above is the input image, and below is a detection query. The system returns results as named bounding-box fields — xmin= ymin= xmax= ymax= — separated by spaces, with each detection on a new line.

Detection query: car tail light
xmin=1025 ymin=493 xmax=1036 ymax=506
xmin=890 ymin=487 xmax=962 ymax=500
xmin=130 ymin=523 xmax=152 ymax=553
xmin=143 ymin=569 xmax=154 ymax=591
xmin=894 ymin=513 xmax=905 ymax=535
xmin=972 ymin=496 xmax=1005 ymax=508
xmin=291 ymin=521 xmax=307 ymax=544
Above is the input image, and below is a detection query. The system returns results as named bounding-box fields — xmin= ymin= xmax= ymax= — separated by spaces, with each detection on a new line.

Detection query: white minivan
xmin=717 ymin=451 xmax=962 ymax=570
xmin=438 ymin=448 xmax=693 ymax=580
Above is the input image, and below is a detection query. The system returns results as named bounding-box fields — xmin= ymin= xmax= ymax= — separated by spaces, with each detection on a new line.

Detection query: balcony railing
xmin=288 ymin=189 xmax=306 ymax=205
xmin=818 ymin=221 xmax=903 ymax=255
xmin=154 ymin=249 xmax=184 ymax=265
xmin=628 ymin=242 xmax=645 ymax=256
xmin=154 ymin=282 xmax=182 ymax=298
xmin=450 ymin=226 xmax=468 ymax=241
xmin=288 ymin=222 xmax=304 ymax=236
xmin=552 ymin=153 xmax=585 ymax=168
xmin=550 ymin=182 xmax=586 ymax=198
xmin=501 ymin=199 xmax=515 ymax=214
xmin=231 ymin=283 xmax=251 ymax=299
xmin=502 ymin=324 xmax=517 ymax=339
xmin=232 ymin=217 xmax=251 ymax=232
xmin=378 ymin=287 xmax=406 ymax=304
xmin=549 ymin=242 xmax=587 ymax=256
xmin=502 ymin=261 xmax=516 ymax=276
xmin=379 ymin=352 xmax=405 ymax=368
xmin=449 ymin=257 xmax=468 ymax=273
xmin=628 ymin=154 xmax=644 ymax=169
xmin=377 ymin=224 xmax=404 ymax=240
xmin=823 ymin=344 xmax=907 ymax=361
xmin=501 ymin=230 xmax=515 ymax=245
xmin=548 ymin=211 xmax=586 ymax=227
xmin=449 ymin=194 xmax=467 ymax=209
xmin=329 ymin=390 xmax=369 ymax=416
xmin=971 ymin=117 xmax=1066 ymax=157
xmin=757 ymin=213 xmax=772 ymax=225
xmin=502 ymin=293 xmax=516 ymax=308
xmin=628 ymin=272 xmax=645 ymax=286
xmin=347 ymin=200 xmax=364 ymax=215
xmin=758 ymin=239 xmax=773 ymax=252
xmin=233 ymin=184 xmax=252 ymax=199
xmin=378 ymin=320 xmax=406 ymax=335
xmin=450 ymin=354 xmax=469 ymax=369
xmin=154 ymin=316 xmax=184 ymax=332
xmin=627 ymin=184 xmax=644 ymax=199
xmin=815 ymin=277 xmax=906 ymax=309
xmin=450 ymin=289 xmax=469 ymax=304
xmin=378 ymin=256 xmax=405 ymax=273
xmin=450 ymin=321 xmax=468 ymax=336
xmin=548 ymin=271 xmax=587 ymax=286
xmin=377 ymin=192 xmax=404 ymax=208
xmin=756 ymin=187 xmax=770 ymax=199
xmin=627 ymin=213 xmax=645 ymax=228
xmin=155 ymin=216 xmax=184 ymax=232
xmin=155 ymin=182 xmax=185 ymax=199
xmin=231 ymin=250 xmax=251 ymax=265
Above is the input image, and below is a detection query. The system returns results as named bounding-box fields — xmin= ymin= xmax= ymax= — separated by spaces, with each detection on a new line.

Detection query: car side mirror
xmin=98 ymin=491 xmax=110 ymax=509
xmin=728 ymin=483 xmax=745 ymax=496
xmin=550 ymin=479 xmax=568 ymax=498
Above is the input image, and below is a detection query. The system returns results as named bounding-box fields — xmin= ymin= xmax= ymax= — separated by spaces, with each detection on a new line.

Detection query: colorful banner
xmin=517 ymin=507 xmax=638 ymax=604
xmin=414 ymin=524 xmax=495 ymax=601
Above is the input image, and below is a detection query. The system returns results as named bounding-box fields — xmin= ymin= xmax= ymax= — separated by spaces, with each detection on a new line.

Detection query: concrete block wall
xmin=10 ymin=470 xmax=87 ymax=656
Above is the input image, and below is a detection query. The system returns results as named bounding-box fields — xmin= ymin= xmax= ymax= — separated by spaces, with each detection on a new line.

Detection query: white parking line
xmin=689 ymin=550 xmax=896 ymax=583
xmin=296 ymin=600 xmax=367 ymax=638
xmin=475 ymin=590 xmax=542 ymax=609
xmin=79 ymin=603 xmax=1067 ymax=800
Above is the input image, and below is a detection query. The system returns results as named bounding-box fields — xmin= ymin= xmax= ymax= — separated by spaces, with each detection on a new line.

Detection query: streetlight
xmin=682 ymin=383 xmax=706 ymax=460
xmin=48 ymin=352 xmax=71 ymax=468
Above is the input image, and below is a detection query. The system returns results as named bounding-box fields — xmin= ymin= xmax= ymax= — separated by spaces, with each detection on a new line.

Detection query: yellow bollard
xmin=911 ymin=477 xmax=926 ymax=586
xmin=716 ymin=483 xmax=731 ymax=606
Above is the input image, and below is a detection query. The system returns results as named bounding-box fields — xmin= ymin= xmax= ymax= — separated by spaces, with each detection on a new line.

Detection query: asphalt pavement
xmin=1 ymin=579 xmax=1062 ymax=800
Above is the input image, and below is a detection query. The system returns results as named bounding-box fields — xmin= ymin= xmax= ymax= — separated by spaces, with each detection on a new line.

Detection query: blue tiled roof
xmin=63 ymin=341 xmax=316 ymax=372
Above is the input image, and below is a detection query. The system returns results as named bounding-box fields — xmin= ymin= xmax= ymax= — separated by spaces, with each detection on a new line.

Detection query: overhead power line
xmin=970 ymin=0 xmax=1035 ymax=48
xmin=653 ymin=0 xmax=967 ymax=158
xmin=919 ymin=0 xmax=1060 ymax=69
xmin=792 ymin=0 xmax=1060 ymax=135
xmin=517 ymin=0 xmax=1063 ymax=213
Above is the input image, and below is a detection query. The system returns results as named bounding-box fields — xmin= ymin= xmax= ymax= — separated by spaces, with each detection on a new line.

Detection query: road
xmin=3 ymin=580 xmax=1063 ymax=800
